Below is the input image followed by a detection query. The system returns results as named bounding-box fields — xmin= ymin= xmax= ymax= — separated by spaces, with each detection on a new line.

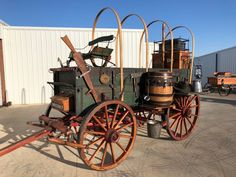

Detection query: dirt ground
xmin=0 ymin=93 xmax=236 ymax=177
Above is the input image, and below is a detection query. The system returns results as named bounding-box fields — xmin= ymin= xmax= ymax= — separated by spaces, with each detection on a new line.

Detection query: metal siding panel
xmin=217 ymin=48 xmax=236 ymax=73
xmin=194 ymin=54 xmax=216 ymax=85
xmin=149 ymin=42 xmax=154 ymax=68
xmin=0 ymin=25 xmax=3 ymax=39
xmin=3 ymin=27 xmax=142 ymax=104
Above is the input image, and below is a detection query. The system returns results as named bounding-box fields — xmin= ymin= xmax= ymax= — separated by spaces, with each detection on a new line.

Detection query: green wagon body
xmin=50 ymin=67 xmax=188 ymax=115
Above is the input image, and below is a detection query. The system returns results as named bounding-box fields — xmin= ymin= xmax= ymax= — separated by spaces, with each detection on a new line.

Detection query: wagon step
xmin=0 ymin=129 xmax=51 ymax=157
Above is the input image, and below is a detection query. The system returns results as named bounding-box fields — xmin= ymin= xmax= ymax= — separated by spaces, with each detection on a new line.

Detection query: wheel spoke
xmin=183 ymin=118 xmax=188 ymax=134
xmin=189 ymin=104 xmax=199 ymax=108
xmin=186 ymin=95 xmax=196 ymax=108
xmin=169 ymin=112 xmax=181 ymax=119
xmin=67 ymin=126 xmax=71 ymax=141
xmin=147 ymin=112 xmax=153 ymax=119
xmin=116 ymin=122 xmax=134 ymax=132
xmin=92 ymin=115 xmax=107 ymax=131
xmin=85 ymin=131 xmax=105 ymax=136
xmin=174 ymin=98 xmax=182 ymax=108
xmin=86 ymin=137 xmax=105 ymax=148
xmin=182 ymin=96 xmax=186 ymax=107
xmin=56 ymin=132 xmax=62 ymax=138
xmin=113 ymin=110 xmax=129 ymax=129
xmin=111 ymin=104 xmax=119 ymax=128
xmin=186 ymin=117 xmax=194 ymax=128
xmin=109 ymin=142 xmax=116 ymax=163
xmin=180 ymin=97 xmax=184 ymax=107
xmin=172 ymin=107 xmax=182 ymax=112
xmin=174 ymin=117 xmax=181 ymax=136
xmin=73 ymin=126 xmax=78 ymax=134
xmin=104 ymin=105 xmax=110 ymax=129
xmin=101 ymin=142 xmax=108 ymax=167
xmin=89 ymin=140 xmax=105 ymax=162
xmin=170 ymin=115 xmax=181 ymax=129
xmin=119 ymin=133 xmax=133 ymax=139
xmin=116 ymin=141 xmax=127 ymax=153
xmin=190 ymin=114 xmax=198 ymax=118
xmin=180 ymin=118 xmax=183 ymax=138
xmin=142 ymin=111 xmax=147 ymax=118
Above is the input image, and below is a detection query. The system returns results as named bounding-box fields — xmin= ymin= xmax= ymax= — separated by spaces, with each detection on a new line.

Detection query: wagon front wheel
xmin=78 ymin=100 xmax=137 ymax=170
xmin=166 ymin=94 xmax=200 ymax=140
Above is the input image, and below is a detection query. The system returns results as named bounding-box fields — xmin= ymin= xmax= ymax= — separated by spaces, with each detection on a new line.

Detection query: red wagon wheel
xmin=78 ymin=100 xmax=137 ymax=171
xmin=166 ymin=94 xmax=200 ymax=141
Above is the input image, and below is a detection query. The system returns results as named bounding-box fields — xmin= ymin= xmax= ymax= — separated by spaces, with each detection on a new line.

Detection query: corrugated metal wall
xmin=1 ymin=26 xmax=152 ymax=104
xmin=217 ymin=47 xmax=236 ymax=73
xmin=194 ymin=46 xmax=236 ymax=85
xmin=0 ymin=24 xmax=3 ymax=105
xmin=194 ymin=53 xmax=216 ymax=85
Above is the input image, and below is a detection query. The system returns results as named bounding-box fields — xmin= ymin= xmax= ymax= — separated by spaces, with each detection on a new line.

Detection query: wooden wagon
xmin=207 ymin=72 xmax=236 ymax=96
xmin=0 ymin=7 xmax=200 ymax=171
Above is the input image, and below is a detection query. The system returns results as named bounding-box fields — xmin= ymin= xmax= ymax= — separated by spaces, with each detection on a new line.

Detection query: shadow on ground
xmin=200 ymin=97 xmax=236 ymax=106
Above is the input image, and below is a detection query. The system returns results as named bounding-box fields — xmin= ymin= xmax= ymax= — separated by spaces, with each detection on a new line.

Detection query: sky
xmin=0 ymin=0 xmax=236 ymax=56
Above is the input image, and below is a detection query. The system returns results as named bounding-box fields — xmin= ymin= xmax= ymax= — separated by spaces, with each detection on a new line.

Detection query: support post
xmin=0 ymin=39 xmax=7 ymax=106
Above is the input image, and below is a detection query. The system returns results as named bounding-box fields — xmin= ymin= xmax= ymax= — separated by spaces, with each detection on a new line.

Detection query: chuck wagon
xmin=206 ymin=72 xmax=236 ymax=96
xmin=0 ymin=7 xmax=200 ymax=171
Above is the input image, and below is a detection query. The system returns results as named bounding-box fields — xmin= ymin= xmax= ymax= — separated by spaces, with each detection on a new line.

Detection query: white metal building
xmin=0 ymin=24 xmax=152 ymax=105
xmin=194 ymin=46 xmax=236 ymax=85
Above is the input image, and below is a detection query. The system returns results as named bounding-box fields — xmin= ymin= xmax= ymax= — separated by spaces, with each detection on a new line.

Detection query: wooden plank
xmin=217 ymin=77 xmax=236 ymax=85
xmin=0 ymin=39 xmax=6 ymax=105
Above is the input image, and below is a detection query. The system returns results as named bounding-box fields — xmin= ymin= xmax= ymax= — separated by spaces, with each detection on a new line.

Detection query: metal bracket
xmin=79 ymin=66 xmax=91 ymax=78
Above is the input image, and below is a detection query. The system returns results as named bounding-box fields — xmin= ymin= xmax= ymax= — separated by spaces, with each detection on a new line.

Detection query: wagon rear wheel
xmin=218 ymin=85 xmax=231 ymax=96
xmin=78 ymin=100 xmax=137 ymax=170
xmin=166 ymin=94 xmax=200 ymax=140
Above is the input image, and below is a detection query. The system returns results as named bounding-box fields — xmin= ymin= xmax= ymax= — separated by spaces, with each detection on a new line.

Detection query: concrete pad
xmin=0 ymin=94 xmax=236 ymax=177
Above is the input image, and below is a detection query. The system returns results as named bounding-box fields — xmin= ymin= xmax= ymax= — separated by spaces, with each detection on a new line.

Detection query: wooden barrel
xmin=145 ymin=71 xmax=173 ymax=106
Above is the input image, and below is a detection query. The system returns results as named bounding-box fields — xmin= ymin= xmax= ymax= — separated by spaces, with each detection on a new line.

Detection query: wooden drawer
xmin=51 ymin=95 xmax=74 ymax=112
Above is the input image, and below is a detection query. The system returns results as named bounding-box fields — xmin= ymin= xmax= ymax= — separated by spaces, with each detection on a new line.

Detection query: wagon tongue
xmin=0 ymin=129 xmax=50 ymax=157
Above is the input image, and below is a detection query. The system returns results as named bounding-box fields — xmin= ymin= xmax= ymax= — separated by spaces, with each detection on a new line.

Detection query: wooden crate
xmin=152 ymin=51 xmax=191 ymax=69
xmin=152 ymin=53 xmax=164 ymax=68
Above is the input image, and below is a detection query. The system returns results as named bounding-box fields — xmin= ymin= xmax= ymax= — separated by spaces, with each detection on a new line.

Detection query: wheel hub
xmin=105 ymin=128 xmax=120 ymax=143
xmin=182 ymin=108 xmax=192 ymax=118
